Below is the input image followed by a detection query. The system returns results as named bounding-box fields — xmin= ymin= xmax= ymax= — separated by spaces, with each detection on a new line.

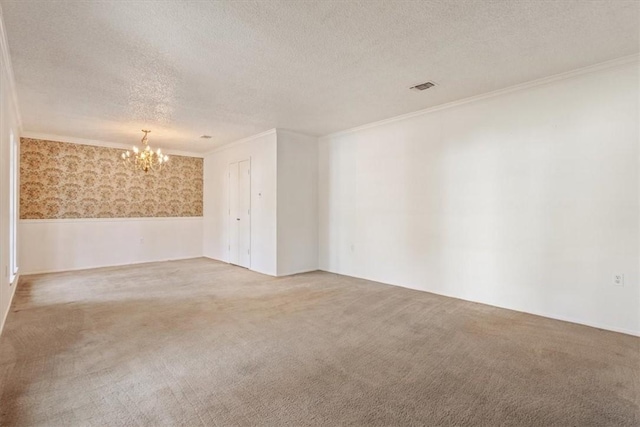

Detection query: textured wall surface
xmin=20 ymin=138 xmax=203 ymax=219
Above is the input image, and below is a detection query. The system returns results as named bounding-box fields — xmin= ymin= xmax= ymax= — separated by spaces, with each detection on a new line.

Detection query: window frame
xmin=9 ymin=129 xmax=17 ymax=282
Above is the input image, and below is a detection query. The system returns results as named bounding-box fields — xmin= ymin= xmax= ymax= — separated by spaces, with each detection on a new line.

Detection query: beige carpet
xmin=0 ymin=258 xmax=638 ymax=426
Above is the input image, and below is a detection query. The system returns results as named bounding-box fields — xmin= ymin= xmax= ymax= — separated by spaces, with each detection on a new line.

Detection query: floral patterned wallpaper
xmin=20 ymin=138 xmax=203 ymax=219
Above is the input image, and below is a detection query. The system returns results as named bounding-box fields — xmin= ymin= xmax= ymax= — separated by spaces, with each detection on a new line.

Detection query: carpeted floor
xmin=0 ymin=258 xmax=638 ymax=426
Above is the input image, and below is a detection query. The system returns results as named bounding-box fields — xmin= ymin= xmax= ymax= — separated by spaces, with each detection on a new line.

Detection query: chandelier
xmin=121 ymin=130 xmax=169 ymax=172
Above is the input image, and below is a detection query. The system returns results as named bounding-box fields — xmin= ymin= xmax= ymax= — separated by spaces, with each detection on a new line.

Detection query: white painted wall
xmin=203 ymin=129 xmax=319 ymax=277
xmin=20 ymin=217 xmax=203 ymax=274
xmin=319 ymin=61 xmax=640 ymax=335
xmin=0 ymin=16 xmax=21 ymax=335
xmin=203 ymin=130 xmax=278 ymax=276
xmin=277 ymin=130 xmax=318 ymax=276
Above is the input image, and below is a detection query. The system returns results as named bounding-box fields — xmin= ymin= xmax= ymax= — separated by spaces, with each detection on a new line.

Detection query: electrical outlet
xmin=140 ymin=237 xmax=144 ymax=244
xmin=613 ymin=273 xmax=624 ymax=287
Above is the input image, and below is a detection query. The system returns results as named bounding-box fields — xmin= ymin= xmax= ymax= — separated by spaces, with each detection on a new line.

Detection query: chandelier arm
xmin=121 ymin=130 xmax=168 ymax=173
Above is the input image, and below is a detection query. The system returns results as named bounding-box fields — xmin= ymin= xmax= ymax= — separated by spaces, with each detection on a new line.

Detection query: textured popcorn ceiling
xmin=2 ymin=0 xmax=639 ymax=152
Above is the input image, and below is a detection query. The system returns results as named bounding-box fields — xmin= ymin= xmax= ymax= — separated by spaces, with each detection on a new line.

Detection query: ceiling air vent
xmin=410 ymin=81 xmax=436 ymax=91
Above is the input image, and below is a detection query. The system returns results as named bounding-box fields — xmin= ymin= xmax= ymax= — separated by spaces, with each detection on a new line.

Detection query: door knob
xmin=236 ymin=218 xmax=240 ymax=221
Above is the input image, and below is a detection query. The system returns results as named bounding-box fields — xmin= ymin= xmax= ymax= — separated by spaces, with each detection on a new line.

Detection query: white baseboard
xmin=456 ymin=294 xmax=640 ymax=337
xmin=202 ymin=256 xmax=278 ymax=277
xmin=21 ymin=257 xmax=203 ymax=276
xmin=318 ymin=269 xmax=640 ymax=337
xmin=0 ymin=273 xmax=20 ymax=336
xmin=277 ymin=268 xmax=319 ymax=277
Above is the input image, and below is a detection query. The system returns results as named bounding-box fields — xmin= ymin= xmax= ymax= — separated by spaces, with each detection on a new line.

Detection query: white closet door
xmin=228 ymin=160 xmax=251 ymax=268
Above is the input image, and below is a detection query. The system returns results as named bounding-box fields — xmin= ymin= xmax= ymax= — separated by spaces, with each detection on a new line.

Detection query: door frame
xmin=228 ymin=157 xmax=251 ymax=268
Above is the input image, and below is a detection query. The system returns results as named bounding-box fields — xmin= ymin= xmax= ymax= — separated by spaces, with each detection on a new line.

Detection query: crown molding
xmin=276 ymin=128 xmax=319 ymax=140
xmin=20 ymin=131 xmax=204 ymax=158
xmin=0 ymin=4 xmax=23 ymax=132
xmin=204 ymin=128 xmax=276 ymax=155
xmin=321 ymin=54 xmax=640 ymax=140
